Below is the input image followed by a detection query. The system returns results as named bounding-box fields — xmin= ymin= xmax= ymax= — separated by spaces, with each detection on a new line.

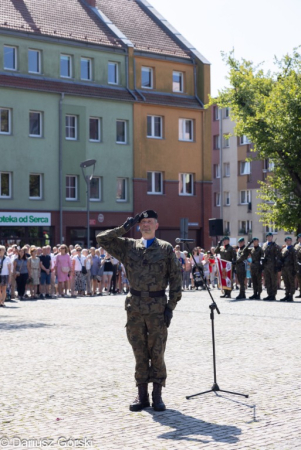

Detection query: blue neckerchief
xmin=146 ymin=238 xmax=155 ymax=248
xmin=267 ymin=242 xmax=272 ymax=245
xmin=287 ymin=245 xmax=293 ymax=249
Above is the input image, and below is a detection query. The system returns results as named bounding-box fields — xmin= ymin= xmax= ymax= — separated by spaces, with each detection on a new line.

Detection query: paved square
xmin=1 ymin=289 xmax=301 ymax=449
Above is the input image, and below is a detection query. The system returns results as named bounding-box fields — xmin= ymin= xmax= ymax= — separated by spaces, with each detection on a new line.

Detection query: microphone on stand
xmin=175 ymin=238 xmax=195 ymax=244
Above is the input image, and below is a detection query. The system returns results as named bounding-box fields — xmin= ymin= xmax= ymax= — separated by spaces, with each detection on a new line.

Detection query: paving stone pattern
xmin=1 ymin=289 xmax=301 ymax=449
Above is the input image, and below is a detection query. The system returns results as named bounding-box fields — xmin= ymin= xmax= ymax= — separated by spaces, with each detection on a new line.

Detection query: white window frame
xmin=116 ymin=120 xmax=127 ymax=144
xmin=239 ymin=220 xmax=252 ymax=234
xmin=214 ymin=134 xmax=220 ymax=149
xmin=147 ymin=171 xmax=163 ymax=195
xmin=29 ymin=174 xmax=42 ymax=200
xmin=90 ymin=176 xmax=101 ymax=201
xmin=0 ymin=108 xmax=11 ymax=135
xmin=141 ymin=67 xmax=153 ymax=89
xmin=4 ymin=45 xmax=17 ymax=71
xmin=173 ymin=71 xmax=184 ymax=93
xmin=81 ymin=57 xmax=92 ymax=81
xmin=240 ymin=190 xmax=251 ymax=205
xmin=147 ymin=115 xmax=163 ymax=139
xmin=108 ymin=62 xmax=119 ymax=85
xmin=66 ymin=175 xmax=78 ymax=201
xmin=265 ymin=223 xmax=278 ymax=234
xmin=60 ymin=54 xmax=72 ymax=78
xmin=179 ymin=173 xmax=194 ymax=196
xmin=179 ymin=119 xmax=193 ymax=142
xmin=215 ymin=192 xmax=221 ymax=207
xmin=224 ymin=107 xmax=230 ymax=118
xmin=214 ymin=106 xmax=220 ymax=121
xmin=28 ymin=49 xmax=41 ymax=74
xmin=65 ymin=115 xmax=77 ymax=140
xmin=223 ymin=135 xmax=230 ymax=148
xmin=224 ymin=221 xmax=230 ymax=234
xmin=214 ymin=164 xmax=221 ymax=179
xmin=224 ymin=191 xmax=230 ymax=206
xmin=116 ymin=177 xmax=128 ymax=202
xmin=240 ymin=161 xmax=251 ymax=175
xmin=29 ymin=111 xmax=42 ymax=138
xmin=223 ymin=162 xmax=230 ymax=177
xmin=240 ymin=135 xmax=251 ymax=145
xmin=0 ymin=172 xmax=12 ymax=199
xmin=89 ymin=117 xmax=101 ymax=142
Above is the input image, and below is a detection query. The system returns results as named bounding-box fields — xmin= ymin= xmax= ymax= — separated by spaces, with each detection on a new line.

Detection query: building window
xmin=66 ymin=175 xmax=78 ymax=201
xmin=214 ymin=106 xmax=220 ymax=120
xmin=28 ymin=49 xmax=41 ymax=74
xmin=108 ymin=62 xmax=118 ymax=84
xmin=141 ymin=67 xmax=153 ymax=89
xmin=81 ymin=58 xmax=92 ymax=81
xmin=224 ymin=221 xmax=230 ymax=234
xmin=240 ymin=190 xmax=251 ymax=204
xmin=65 ymin=115 xmax=77 ymax=140
xmin=213 ymin=134 xmax=220 ymax=149
xmin=60 ymin=54 xmax=72 ymax=78
xmin=4 ymin=45 xmax=17 ymax=70
xmin=90 ymin=177 xmax=101 ymax=201
xmin=179 ymin=119 xmax=193 ymax=141
xmin=223 ymin=163 xmax=230 ymax=177
xmin=214 ymin=192 xmax=221 ymax=207
xmin=223 ymin=135 xmax=230 ymax=147
xmin=0 ymin=108 xmax=11 ymax=134
xmin=224 ymin=191 xmax=230 ymax=206
xmin=224 ymin=107 xmax=230 ymax=118
xmin=116 ymin=178 xmax=127 ymax=202
xmin=116 ymin=120 xmax=127 ymax=144
xmin=179 ymin=173 xmax=193 ymax=196
xmin=89 ymin=117 xmax=101 ymax=142
xmin=239 ymin=220 xmax=252 ymax=235
xmin=265 ymin=224 xmax=278 ymax=234
xmin=0 ymin=172 xmax=11 ymax=198
xmin=214 ymin=164 xmax=220 ymax=179
xmin=173 ymin=71 xmax=183 ymax=92
xmin=147 ymin=116 xmax=163 ymax=139
xmin=240 ymin=135 xmax=251 ymax=145
xmin=29 ymin=111 xmax=42 ymax=137
xmin=29 ymin=174 xmax=42 ymax=199
xmin=240 ymin=161 xmax=251 ymax=175
xmin=147 ymin=171 xmax=163 ymax=194
xmin=264 ymin=158 xmax=274 ymax=172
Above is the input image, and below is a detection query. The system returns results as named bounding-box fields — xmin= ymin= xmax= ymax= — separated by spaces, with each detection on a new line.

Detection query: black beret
xmin=138 ymin=210 xmax=158 ymax=222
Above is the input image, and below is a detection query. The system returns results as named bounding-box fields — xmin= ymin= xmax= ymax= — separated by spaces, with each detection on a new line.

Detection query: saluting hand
xmin=123 ymin=214 xmax=140 ymax=232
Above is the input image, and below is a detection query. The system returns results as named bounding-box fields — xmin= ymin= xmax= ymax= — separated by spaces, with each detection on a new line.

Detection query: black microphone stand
xmin=182 ymin=241 xmax=248 ymax=400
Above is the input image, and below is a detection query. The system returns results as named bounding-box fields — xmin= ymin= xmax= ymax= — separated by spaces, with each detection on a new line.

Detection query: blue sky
xmin=150 ymin=0 xmax=301 ymax=96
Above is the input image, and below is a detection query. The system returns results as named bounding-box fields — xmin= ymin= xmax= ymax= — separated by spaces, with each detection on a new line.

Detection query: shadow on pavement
xmin=0 ymin=321 xmax=54 ymax=331
xmin=147 ymin=408 xmax=241 ymax=444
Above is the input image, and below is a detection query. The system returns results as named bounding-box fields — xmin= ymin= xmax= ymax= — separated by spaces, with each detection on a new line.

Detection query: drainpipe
xmin=219 ymin=108 xmax=223 ymax=224
xmin=59 ymin=93 xmax=64 ymax=243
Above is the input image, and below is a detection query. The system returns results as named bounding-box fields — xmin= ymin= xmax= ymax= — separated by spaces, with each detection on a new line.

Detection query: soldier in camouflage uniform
xmin=280 ymin=237 xmax=297 ymax=302
xmin=96 ymin=210 xmax=182 ymax=412
xmin=249 ymin=238 xmax=264 ymax=300
xmin=236 ymin=237 xmax=252 ymax=299
xmin=262 ymin=232 xmax=281 ymax=301
xmin=294 ymin=233 xmax=301 ymax=298
xmin=214 ymin=236 xmax=236 ymax=298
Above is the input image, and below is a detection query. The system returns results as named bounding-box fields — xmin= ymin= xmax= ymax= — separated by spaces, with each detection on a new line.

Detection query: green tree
xmin=208 ymin=49 xmax=301 ymax=234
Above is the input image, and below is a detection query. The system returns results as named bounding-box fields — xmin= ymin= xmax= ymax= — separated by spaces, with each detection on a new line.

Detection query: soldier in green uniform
xmin=280 ymin=237 xmax=297 ymax=302
xmin=236 ymin=237 xmax=252 ymax=299
xmin=249 ymin=238 xmax=264 ymax=300
xmin=294 ymin=233 xmax=301 ymax=298
xmin=262 ymin=232 xmax=281 ymax=301
xmin=96 ymin=210 xmax=182 ymax=412
xmin=214 ymin=236 xmax=236 ymax=298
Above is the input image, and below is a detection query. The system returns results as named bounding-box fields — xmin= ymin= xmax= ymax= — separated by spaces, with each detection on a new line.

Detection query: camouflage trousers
xmin=264 ymin=265 xmax=277 ymax=296
xmin=126 ymin=310 xmax=167 ymax=387
xmin=282 ymin=267 xmax=295 ymax=296
xmin=236 ymin=265 xmax=246 ymax=296
xmin=297 ymin=274 xmax=301 ymax=294
xmin=251 ymin=265 xmax=262 ymax=294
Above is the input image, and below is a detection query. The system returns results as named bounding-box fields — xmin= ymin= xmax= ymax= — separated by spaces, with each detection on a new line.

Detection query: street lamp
xmin=80 ymin=159 xmax=96 ymax=247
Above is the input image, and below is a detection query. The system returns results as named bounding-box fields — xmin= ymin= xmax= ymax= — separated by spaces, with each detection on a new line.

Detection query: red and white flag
xmin=216 ymin=258 xmax=232 ymax=291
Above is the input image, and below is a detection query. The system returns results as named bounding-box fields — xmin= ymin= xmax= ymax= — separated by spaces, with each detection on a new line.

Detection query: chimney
xmin=86 ymin=0 xmax=96 ymax=7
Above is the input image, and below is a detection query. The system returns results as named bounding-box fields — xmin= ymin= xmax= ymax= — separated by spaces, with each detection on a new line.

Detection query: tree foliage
xmin=207 ymin=49 xmax=301 ymax=233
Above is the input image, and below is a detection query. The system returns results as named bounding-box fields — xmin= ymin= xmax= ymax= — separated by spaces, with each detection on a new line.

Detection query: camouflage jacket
xmin=250 ymin=246 xmax=264 ymax=266
xmin=236 ymin=245 xmax=250 ymax=266
xmin=262 ymin=242 xmax=281 ymax=268
xmin=294 ymin=243 xmax=301 ymax=263
xmin=96 ymin=225 xmax=182 ymax=311
xmin=281 ymin=246 xmax=297 ymax=270
xmin=214 ymin=244 xmax=236 ymax=264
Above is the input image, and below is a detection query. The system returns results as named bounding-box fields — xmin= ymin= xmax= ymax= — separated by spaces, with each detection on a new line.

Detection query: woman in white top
xmin=82 ymin=249 xmax=92 ymax=295
xmin=0 ymin=245 xmax=12 ymax=307
xmin=74 ymin=247 xmax=87 ymax=296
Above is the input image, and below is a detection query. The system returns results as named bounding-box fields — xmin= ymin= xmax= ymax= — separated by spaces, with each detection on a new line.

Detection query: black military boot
xmin=129 ymin=383 xmax=150 ymax=411
xmin=152 ymin=383 xmax=166 ymax=411
xmin=263 ymin=295 xmax=271 ymax=301
xmin=269 ymin=295 xmax=276 ymax=301
xmin=280 ymin=294 xmax=289 ymax=302
xmin=287 ymin=294 xmax=294 ymax=302
xmin=226 ymin=291 xmax=231 ymax=298
xmin=236 ymin=293 xmax=245 ymax=299
xmin=255 ymin=293 xmax=261 ymax=300
xmin=249 ymin=292 xmax=256 ymax=299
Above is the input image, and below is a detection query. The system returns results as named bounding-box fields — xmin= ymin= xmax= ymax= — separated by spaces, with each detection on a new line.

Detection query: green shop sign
xmin=0 ymin=212 xmax=51 ymax=226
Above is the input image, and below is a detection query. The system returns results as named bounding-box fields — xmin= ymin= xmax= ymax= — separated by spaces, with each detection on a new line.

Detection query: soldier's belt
xmin=130 ymin=288 xmax=165 ymax=298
